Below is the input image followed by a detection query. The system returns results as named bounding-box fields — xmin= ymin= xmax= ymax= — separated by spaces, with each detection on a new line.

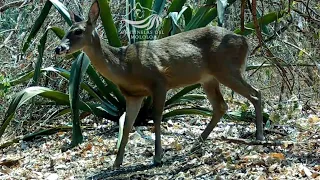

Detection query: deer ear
xmin=69 ymin=11 xmax=83 ymax=23
xmin=88 ymin=1 xmax=100 ymax=25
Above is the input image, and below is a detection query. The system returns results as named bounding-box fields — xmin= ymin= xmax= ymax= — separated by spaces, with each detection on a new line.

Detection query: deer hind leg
xmin=151 ymin=86 xmax=167 ymax=165
xmin=113 ymin=96 xmax=144 ymax=168
xmin=216 ymin=70 xmax=264 ymax=140
xmin=191 ymin=79 xmax=228 ymax=151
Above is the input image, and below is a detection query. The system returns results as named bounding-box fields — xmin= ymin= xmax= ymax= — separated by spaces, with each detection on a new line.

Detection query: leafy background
xmin=0 ymin=0 xmax=319 ymax=179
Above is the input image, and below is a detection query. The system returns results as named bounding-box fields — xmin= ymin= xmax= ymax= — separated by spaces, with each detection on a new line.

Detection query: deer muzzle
xmin=55 ymin=43 xmax=70 ymax=56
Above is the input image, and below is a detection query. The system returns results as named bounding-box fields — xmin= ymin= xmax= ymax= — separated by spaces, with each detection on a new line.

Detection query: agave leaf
xmin=217 ymin=0 xmax=228 ymax=26
xmin=98 ymin=0 xmax=121 ymax=47
xmin=165 ymin=12 xmax=181 ymax=36
xmin=168 ymin=0 xmax=186 ymax=12
xmin=185 ymin=6 xmax=209 ymax=30
xmin=162 ymin=4 xmax=191 ymax=37
xmin=136 ymin=0 xmax=153 ymax=19
xmin=0 ymin=87 xmax=70 ymax=138
xmin=22 ymin=1 xmax=52 ymax=52
xmin=32 ymin=29 xmax=48 ymax=86
xmin=145 ymin=0 xmax=165 ymax=40
xmin=49 ymin=26 xmax=65 ymax=39
xmin=234 ymin=11 xmax=286 ymax=35
xmin=126 ymin=0 xmax=137 ymax=43
xmin=44 ymin=67 xmax=118 ymax=113
xmin=69 ymin=52 xmax=90 ymax=145
xmin=0 ymin=126 xmax=72 ymax=149
xmin=46 ymin=108 xmax=71 ymax=121
xmin=163 ymin=107 xmax=212 ymax=120
xmin=116 ymin=112 xmax=126 ymax=149
xmin=182 ymin=6 xmax=192 ymax=25
xmin=0 ymin=86 xmax=120 ymax=139
xmin=179 ymin=94 xmax=207 ymax=102
xmin=23 ymin=0 xmax=72 ymax=52
xmin=86 ymin=66 xmax=124 ymax=109
xmin=32 ymin=26 xmax=66 ymax=87
xmin=198 ymin=0 xmax=236 ymax=28
xmin=0 ymin=71 xmax=34 ymax=89
xmin=49 ymin=0 xmax=72 ymax=25
xmin=152 ymin=0 xmax=166 ymax=14
xmin=165 ymin=84 xmax=201 ymax=106
xmin=165 ymin=94 xmax=207 ymax=110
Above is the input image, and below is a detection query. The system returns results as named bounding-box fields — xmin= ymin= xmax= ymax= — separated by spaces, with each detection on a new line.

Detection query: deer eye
xmin=74 ymin=29 xmax=83 ymax=35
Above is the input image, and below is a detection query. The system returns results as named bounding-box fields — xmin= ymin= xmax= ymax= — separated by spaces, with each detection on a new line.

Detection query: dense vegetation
xmin=0 ymin=0 xmax=319 ymax=179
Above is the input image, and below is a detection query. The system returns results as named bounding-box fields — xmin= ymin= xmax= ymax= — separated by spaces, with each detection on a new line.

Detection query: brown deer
xmin=55 ymin=1 xmax=264 ymax=168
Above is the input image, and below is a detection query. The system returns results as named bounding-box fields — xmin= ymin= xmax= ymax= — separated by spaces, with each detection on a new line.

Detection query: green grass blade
xmin=22 ymin=1 xmax=52 ymax=52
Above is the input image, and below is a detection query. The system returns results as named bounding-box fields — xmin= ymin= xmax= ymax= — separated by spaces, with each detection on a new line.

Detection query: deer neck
xmin=83 ymin=30 xmax=123 ymax=82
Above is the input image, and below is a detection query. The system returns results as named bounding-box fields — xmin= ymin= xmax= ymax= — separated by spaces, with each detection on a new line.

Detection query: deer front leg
xmin=152 ymin=87 xmax=167 ymax=165
xmin=113 ymin=96 xmax=144 ymax=168
xmin=191 ymin=79 xmax=228 ymax=152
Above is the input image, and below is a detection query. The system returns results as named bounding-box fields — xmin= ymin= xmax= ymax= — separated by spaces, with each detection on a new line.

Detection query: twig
xmin=265 ymin=129 xmax=288 ymax=136
xmin=218 ymin=136 xmax=316 ymax=146
xmin=0 ymin=12 xmax=23 ymax=48
xmin=0 ymin=0 xmax=28 ymax=12
xmin=251 ymin=24 xmax=290 ymax=55
xmin=294 ymin=0 xmax=320 ymax=18
xmin=293 ymin=8 xmax=320 ymax=25
xmin=246 ymin=63 xmax=318 ymax=71
xmin=87 ymin=164 xmax=157 ymax=180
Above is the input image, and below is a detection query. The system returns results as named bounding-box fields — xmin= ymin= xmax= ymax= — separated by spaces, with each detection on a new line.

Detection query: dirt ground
xmin=1 ymin=109 xmax=320 ymax=179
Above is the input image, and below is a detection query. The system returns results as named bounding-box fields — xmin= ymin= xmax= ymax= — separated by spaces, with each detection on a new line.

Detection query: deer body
xmin=84 ymin=27 xmax=247 ymax=96
xmin=56 ymin=1 xmax=264 ymax=168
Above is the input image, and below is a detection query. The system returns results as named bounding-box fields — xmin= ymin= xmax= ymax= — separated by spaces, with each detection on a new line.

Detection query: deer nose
xmin=55 ymin=45 xmax=66 ymax=55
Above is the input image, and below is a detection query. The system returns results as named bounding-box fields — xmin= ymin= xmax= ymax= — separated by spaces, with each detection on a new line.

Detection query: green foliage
xmin=0 ymin=74 xmax=10 ymax=97
xmin=69 ymin=53 xmax=90 ymax=145
xmin=98 ymin=0 xmax=122 ymax=47
xmin=1 ymin=0 xmax=285 ymax=147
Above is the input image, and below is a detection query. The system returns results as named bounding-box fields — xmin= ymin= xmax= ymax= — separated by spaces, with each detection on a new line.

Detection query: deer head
xmin=55 ymin=1 xmax=100 ymax=56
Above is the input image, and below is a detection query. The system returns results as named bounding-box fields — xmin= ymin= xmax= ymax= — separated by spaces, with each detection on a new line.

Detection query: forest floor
xmin=1 ymin=104 xmax=320 ymax=179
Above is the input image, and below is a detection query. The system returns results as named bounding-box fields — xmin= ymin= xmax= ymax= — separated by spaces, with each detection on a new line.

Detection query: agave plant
xmin=0 ymin=0 xmax=283 ymax=148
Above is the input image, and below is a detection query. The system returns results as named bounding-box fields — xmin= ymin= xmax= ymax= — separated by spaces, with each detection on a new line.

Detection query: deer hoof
xmin=153 ymin=155 xmax=163 ymax=166
xmin=190 ymin=140 xmax=204 ymax=153
xmin=153 ymin=158 xmax=163 ymax=166
xmin=256 ymin=134 xmax=265 ymax=141
xmin=112 ymin=162 xmax=121 ymax=169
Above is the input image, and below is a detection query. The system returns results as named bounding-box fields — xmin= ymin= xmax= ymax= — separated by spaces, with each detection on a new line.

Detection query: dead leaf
xmin=308 ymin=115 xmax=320 ymax=124
xmin=299 ymin=164 xmax=312 ymax=178
xmin=0 ymin=158 xmax=21 ymax=168
xmin=270 ymin=153 xmax=285 ymax=160
xmin=242 ymin=154 xmax=261 ymax=162
xmin=83 ymin=143 xmax=93 ymax=152
xmin=170 ymin=140 xmax=182 ymax=151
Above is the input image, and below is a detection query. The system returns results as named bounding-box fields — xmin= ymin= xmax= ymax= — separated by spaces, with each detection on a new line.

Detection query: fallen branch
xmin=246 ymin=63 xmax=318 ymax=71
xmin=219 ymin=137 xmax=296 ymax=146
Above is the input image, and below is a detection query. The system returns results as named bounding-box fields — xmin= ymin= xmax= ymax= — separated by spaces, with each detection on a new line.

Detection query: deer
xmin=55 ymin=1 xmax=264 ymax=168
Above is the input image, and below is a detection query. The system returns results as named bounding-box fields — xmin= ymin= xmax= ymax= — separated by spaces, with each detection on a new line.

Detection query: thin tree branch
xmin=0 ymin=0 xmax=25 ymax=12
